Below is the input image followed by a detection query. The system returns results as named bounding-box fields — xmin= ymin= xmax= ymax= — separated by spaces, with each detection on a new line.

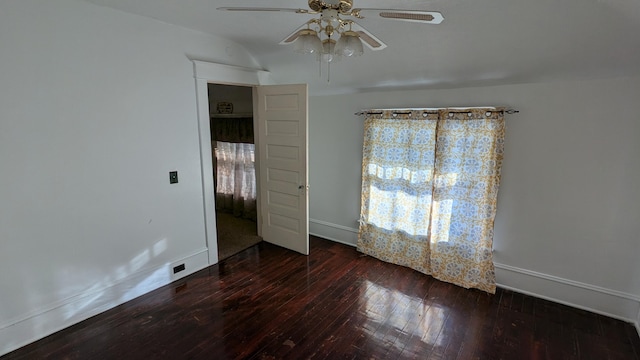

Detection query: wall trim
xmin=192 ymin=60 xmax=270 ymax=84
xmin=495 ymin=262 xmax=640 ymax=302
xmin=309 ymin=231 xmax=357 ymax=248
xmin=0 ymin=249 xmax=209 ymax=357
xmin=192 ymin=59 xmax=271 ymax=266
xmin=495 ymin=262 xmax=640 ymax=322
xmin=636 ymin=308 xmax=640 ymax=338
xmin=310 ymin=218 xmax=358 ymax=234
xmin=497 ymin=283 xmax=632 ymax=323
xmin=309 ymin=218 xmax=358 ymax=247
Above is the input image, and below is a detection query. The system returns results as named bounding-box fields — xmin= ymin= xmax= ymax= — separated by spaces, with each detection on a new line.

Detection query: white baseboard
xmin=0 ymin=249 xmax=209 ymax=357
xmin=309 ymin=218 xmax=358 ymax=247
xmin=636 ymin=308 xmax=640 ymax=338
xmin=309 ymin=218 xmax=640 ymax=325
xmin=495 ymin=262 xmax=640 ymax=323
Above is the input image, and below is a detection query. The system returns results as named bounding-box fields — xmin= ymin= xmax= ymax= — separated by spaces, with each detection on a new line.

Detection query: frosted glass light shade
xmin=321 ymin=38 xmax=337 ymax=62
xmin=294 ymin=29 xmax=322 ymax=54
xmin=335 ymin=31 xmax=363 ymax=57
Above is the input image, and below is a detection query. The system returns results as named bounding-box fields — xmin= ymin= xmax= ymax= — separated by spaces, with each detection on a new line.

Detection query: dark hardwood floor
xmin=3 ymin=236 xmax=639 ymax=359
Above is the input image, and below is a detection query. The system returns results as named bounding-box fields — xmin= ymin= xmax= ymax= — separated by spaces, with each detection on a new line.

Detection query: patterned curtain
xmin=215 ymin=141 xmax=257 ymax=220
xmin=210 ymin=116 xmax=257 ymax=220
xmin=357 ymin=108 xmax=505 ymax=293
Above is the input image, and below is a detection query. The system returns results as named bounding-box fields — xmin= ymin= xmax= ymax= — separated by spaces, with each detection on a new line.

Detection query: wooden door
xmin=255 ymin=84 xmax=309 ymax=255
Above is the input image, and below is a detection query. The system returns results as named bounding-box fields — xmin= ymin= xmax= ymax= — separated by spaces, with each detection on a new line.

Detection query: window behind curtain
xmin=357 ymin=109 xmax=505 ymax=293
xmin=211 ymin=116 xmax=257 ymax=220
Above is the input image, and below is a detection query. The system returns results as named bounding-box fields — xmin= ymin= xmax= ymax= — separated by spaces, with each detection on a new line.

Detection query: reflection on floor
xmin=216 ymin=211 xmax=261 ymax=261
xmin=5 ymin=237 xmax=639 ymax=359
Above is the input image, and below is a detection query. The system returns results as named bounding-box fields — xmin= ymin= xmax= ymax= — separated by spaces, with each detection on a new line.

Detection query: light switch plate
xmin=169 ymin=171 xmax=178 ymax=184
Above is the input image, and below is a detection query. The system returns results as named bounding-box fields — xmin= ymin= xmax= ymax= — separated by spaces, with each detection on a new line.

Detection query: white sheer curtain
xmin=215 ymin=141 xmax=257 ymax=220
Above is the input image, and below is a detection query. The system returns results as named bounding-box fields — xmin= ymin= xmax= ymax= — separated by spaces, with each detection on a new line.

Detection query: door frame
xmin=192 ymin=60 xmax=270 ymax=265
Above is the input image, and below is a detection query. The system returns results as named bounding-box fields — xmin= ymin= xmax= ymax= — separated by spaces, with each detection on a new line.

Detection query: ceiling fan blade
xmin=217 ymin=7 xmax=314 ymax=14
xmin=350 ymin=21 xmax=387 ymax=51
xmin=278 ymin=23 xmax=310 ymax=45
xmin=352 ymin=9 xmax=444 ymax=24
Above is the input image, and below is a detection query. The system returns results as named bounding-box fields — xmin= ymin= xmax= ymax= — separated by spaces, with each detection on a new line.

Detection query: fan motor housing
xmin=308 ymin=0 xmax=353 ymax=13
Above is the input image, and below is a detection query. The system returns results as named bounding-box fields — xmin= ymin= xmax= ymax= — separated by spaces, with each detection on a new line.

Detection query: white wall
xmin=0 ymin=0 xmax=258 ymax=355
xmin=636 ymin=259 xmax=640 ymax=334
xmin=308 ymin=76 xmax=640 ymax=322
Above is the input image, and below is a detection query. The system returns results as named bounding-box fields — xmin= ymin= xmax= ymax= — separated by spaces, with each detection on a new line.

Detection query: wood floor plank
xmin=262 ymin=256 xmax=393 ymax=359
xmin=2 ymin=236 xmax=639 ymax=360
xmin=305 ymin=265 xmax=422 ymax=359
xmin=237 ymin=256 xmax=370 ymax=358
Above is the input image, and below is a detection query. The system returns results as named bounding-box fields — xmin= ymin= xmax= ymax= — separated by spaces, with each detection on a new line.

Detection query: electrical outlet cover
xmin=169 ymin=171 xmax=178 ymax=184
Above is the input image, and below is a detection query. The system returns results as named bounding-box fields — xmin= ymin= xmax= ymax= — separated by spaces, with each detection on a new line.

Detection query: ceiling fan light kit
xmin=294 ymin=29 xmax=323 ymax=54
xmin=308 ymin=0 xmax=354 ymax=13
xmin=218 ymin=0 xmax=443 ymax=80
xmin=336 ymin=30 xmax=364 ymax=57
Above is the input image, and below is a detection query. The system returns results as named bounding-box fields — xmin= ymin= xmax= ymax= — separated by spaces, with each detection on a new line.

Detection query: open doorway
xmin=194 ymin=61 xmax=309 ymax=264
xmin=208 ymin=84 xmax=261 ymax=260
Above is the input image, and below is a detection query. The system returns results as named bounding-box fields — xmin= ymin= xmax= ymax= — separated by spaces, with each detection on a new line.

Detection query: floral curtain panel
xmin=357 ymin=108 xmax=505 ymax=293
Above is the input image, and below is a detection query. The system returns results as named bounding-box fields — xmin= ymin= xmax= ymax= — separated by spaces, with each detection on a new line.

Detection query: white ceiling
xmin=83 ymin=0 xmax=640 ymax=95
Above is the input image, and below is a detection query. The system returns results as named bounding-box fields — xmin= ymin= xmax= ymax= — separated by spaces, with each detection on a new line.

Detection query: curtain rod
xmin=354 ymin=108 xmax=519 ymax=116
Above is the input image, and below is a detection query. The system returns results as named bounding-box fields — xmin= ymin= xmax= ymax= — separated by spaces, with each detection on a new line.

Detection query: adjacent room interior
xmin=207 ymin=83 xmax=261 ymax=261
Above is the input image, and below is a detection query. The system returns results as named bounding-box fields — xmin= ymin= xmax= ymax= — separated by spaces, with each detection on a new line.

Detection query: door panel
xmin=256 ymin=84 xmax=309 ymax=255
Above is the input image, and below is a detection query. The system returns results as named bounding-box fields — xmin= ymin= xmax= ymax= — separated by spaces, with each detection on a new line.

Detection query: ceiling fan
xmin=218 ymin=0 xmax=443 ymax=60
